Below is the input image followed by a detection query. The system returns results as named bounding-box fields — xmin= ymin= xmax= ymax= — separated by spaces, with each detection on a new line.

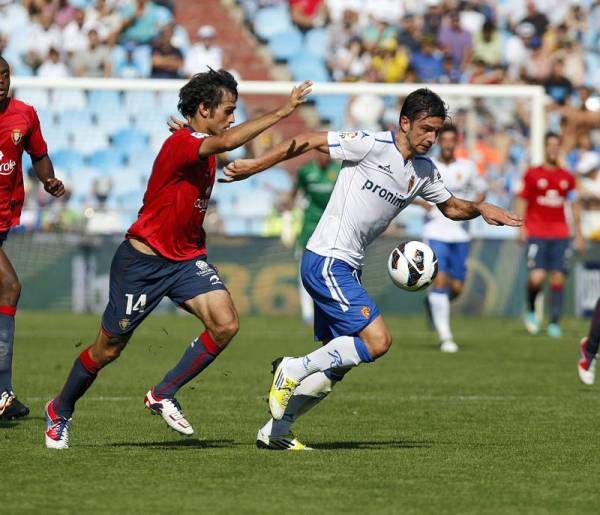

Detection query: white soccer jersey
xmin=422 ymin=158 xmax=487 ymax=242
xmin=306 ymin=130 xmax=451 ymax=269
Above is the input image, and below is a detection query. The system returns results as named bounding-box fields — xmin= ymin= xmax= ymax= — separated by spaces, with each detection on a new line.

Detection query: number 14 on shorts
xmin=125 ymin=293 xmax=147 ymax=315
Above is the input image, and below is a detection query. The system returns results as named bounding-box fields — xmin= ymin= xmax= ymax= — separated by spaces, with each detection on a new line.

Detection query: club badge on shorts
xmin=361 ymin=306 xmax=371 ymax=319
xmin=11 ymin=129 xmax=22 ymax=145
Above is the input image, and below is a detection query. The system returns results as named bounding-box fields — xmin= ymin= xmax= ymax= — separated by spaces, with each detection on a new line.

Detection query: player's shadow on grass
xmin=109 ymin=438 xmax=237 ymax=450
xmin=0 ymin=416 xmax=44 ymax=428
xmin=310 ymin=439 xmax=432 ymax=450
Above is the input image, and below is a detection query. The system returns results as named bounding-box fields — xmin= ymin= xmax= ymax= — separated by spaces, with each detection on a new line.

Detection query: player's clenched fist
xmin=44 ymin=177 xmax=65 ymax=197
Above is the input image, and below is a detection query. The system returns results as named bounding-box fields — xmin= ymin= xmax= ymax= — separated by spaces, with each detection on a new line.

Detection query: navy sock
xmin=153 ymin=331 xmax=222 ymax=399
xmin=586 ymin=298 xmax=600 ymax=356
xmin=0 ymin=308 xmax=16 ymax=392
xmin=527 ymin=281 xmax=541 ymax=312
xmin=53 ymin=346 xmax=101 ymax=418
xmin=550 ymin=283 xmax=564 ymax=324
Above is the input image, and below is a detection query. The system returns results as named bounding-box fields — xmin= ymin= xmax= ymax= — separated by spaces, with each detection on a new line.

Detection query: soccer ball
xmin=388 ymin=241 xmax=438 ymax=291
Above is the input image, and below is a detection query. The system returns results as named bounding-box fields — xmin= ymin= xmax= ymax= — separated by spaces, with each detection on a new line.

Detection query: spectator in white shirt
xmin=62 ymin=8 xmax=89 ymax=54
xmin=26 ymin=10 xmax=62 ymax=70
xmin=37 ymin=47 xmax=70 ymax=78
xmin=183 ymin=25 xmax=223 ymax=77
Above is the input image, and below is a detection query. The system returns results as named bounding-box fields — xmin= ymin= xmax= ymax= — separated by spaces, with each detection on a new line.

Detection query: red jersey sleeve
xmin=24 ymin=107 xmax=48 ymax=160
xmin=168 ymin=129 xmax=206 ymax=169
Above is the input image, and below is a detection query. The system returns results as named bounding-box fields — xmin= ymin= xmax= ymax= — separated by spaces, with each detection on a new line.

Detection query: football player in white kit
xmin=223 ymin=88 xmax=521 ymax=450
xmin=421 ymin=124 xmax=487 ymax=353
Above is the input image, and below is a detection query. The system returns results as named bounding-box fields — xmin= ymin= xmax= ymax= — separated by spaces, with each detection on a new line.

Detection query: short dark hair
xmin=439 ymin=123 xmax=458 ymax=136
xmin=400 ymin=88 xmax=448 ymax=123
xmin=545 ymin=131 xmax=561 ymax=143
xmin=0 ymin=56 xmax=9 ymax=68
xmin=178 ymin=68 xmax=238 ymax=118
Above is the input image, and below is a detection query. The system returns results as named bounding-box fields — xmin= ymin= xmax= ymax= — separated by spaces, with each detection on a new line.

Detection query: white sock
xmin=428 ymin=291 xmax=453 ymax=342
xmin=261 ymin=372 xmax=334 ymax=437
xmin=285 ymin=336 xmax=370 ymax=381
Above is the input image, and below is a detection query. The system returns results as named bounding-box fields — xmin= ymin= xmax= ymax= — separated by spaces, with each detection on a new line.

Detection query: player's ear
xmin=197 ymin=103 xmax=211 ymax=119
xmin=399 ymin=115 xmax=410 ymax=134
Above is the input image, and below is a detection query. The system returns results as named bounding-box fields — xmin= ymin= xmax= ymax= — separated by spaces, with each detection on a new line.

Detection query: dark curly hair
xmin=400 ymin=88 xmax=448 ymax=123
xmin=178 ymin=68 xmax=238 ymax=118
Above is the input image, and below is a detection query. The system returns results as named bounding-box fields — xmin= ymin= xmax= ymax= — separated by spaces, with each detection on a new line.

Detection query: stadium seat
xmin=21 ymin=152 xmax=32 ymax=173
xmin=304 ymin=28 xmax=329 ymax=58
xmin=88 ymin=90 xmax=122 ymax=115
xmin=71 ymin=127 xmax=110 ymax=155
xmin=69 ymin=166 xmax=101 ymax=203
xmin=51 ymin=148 xmax=85 ymax=173
xmin=172 ymin=24 xmax=190 ymax=53
xmin=133 ymin=45 xmax=152 ymax=78
xmin=51 ymin=89 xmax=87 ymax=111
xmin=111 ymin=44 xmax=127 ymax=72
xmin=157 ymin=90 xmax=180 ymax=116
xmin=126 ymin=149 xmax=156 ymax=175
xmin=95 ymin=109 xmax=131 ymax=136
xmin=155 ymin=5 xmax=174 ymax=27
xmin=111 ymin=128 xmax=149 ymax=153
xmin=253 ymin=5 xmax=293 ymax=41
xmin=268 ymin=29 xmax=303 ymax=62
xmin=87 ymin=149 xmax=126 ymax=171
xmin=35 ymin=108 xmax=56 ymax=131
xmin=132 ymin=110 xmax=171 ymax=134
xmin=257 ymin=166 xmax=292 ymax=191
xmin=57 ymin=109 xmax=94 ymax=136
xmin=123 ymin=90 xmax=158 ymax=115
xmin=15 ymin=88 xmax=50 ymax=109
xmin=314 ymin=94 xmax=348 ymax=126
xmin=288 ymin=53 xmax=330 ymax=82
xmin=44 ymin=129 xmax=71 ymax=150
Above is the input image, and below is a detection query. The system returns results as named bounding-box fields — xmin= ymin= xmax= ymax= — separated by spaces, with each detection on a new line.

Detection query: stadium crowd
xmin=0 ymin=0 xmax=599 ymax=238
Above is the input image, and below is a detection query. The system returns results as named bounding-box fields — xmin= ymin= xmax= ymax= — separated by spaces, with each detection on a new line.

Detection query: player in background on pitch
xmin=44 ymin=70 xmax=311 ymax=449
xmin=222 ymin=88 xmax=522 ymax=450
xmin=288 ymin=151 xmax=340 ymax=325
xmin=516 ymin=132 xmax=584 ymax=338
xmin=578 ymin=296 xmax=600 ymax=385
xmin=419 ymin=124 xmax=486 ymax=353
xmin=0 ymin=56 xmax=65 ymax=420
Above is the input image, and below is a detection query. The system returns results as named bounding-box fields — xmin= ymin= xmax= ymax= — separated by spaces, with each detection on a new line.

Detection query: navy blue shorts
xmin=0 ymin=230 xmax=9 ymax=247
xmin=526 ymin=238 xmax=571 ymax=272
xmin=301 ymin=250 xmax=380 ymax=342
xmin=427 ymin=240 xmax=470 ymax=282
xmin=101 ymin=240 xmax=227 ymax=336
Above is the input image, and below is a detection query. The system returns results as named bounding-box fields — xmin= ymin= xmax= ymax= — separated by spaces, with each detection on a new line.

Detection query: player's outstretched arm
xmin=220 ymin=131 xmax=329 ymax=183
xmin=198 ymin=81 xmax=313 ymax=157
xmin=33 ymin=155 xmax=65 ymax=197
xmin=437 ymin=195 xmax=522 ymax=227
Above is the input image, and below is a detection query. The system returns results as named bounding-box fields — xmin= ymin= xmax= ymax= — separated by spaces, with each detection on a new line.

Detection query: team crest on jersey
xmin=119 ymin=318 xmax=130 ymax=330
xmin=339 ymin=131 xmax=359 ymax=141
xmin=191 ymin=132 xmax=208 ymax=139
xmin=559 ymin=180 xmax=569 ymax=190
xmin=11 ymin=129 xmax=22 ymax=145
xmin=537 ymin=178 xmax=548 ymax=189
xmin=361 ymin=306 xmax=371 ymax=319
xmin=407 ymin=175 xmax=415 ymax=193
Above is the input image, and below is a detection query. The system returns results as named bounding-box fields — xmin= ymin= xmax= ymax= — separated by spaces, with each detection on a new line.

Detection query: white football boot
xmin=144 ymin=389 xmax=194 ymax=436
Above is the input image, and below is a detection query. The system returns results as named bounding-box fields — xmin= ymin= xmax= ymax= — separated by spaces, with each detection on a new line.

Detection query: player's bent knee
xmin=366 ymin=332 xmax=392 ymax=360
xmin=209 ymin=318 xmax=239 ymax=346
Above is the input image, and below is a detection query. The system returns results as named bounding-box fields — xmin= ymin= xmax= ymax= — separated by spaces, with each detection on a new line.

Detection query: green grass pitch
xmin=2 ymin=312 xmax=599 ymax=514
